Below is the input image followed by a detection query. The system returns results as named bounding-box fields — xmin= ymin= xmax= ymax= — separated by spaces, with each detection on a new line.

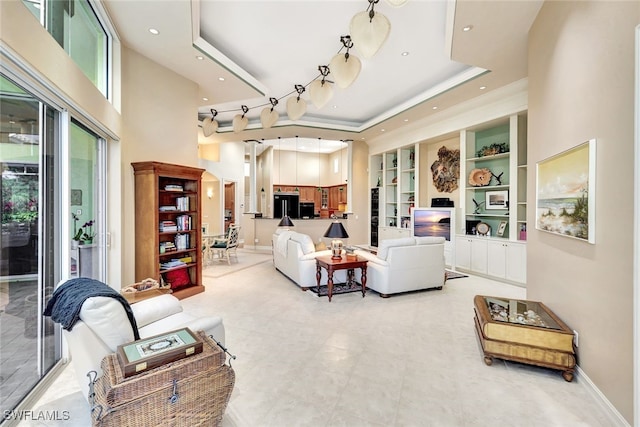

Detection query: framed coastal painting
xmin=536 ymin=139 xmax=596 ymax=244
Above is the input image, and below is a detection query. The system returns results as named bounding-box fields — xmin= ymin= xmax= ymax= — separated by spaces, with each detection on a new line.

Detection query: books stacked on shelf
xmin=160 ymin=241 xmax=176 ymax=253
xmin=160 ymin=259 xmax=186 ymax=270
xmin=160 ymin=220 xmax=178 ymax=232
xmin=178 ymin=256 xmax=193 ymax=264
xmin=174 ymin=233 xmax=190 ymax=251
xmin=164 ymin=184 xmax=184 ymax=192
xmin=176 ymin=215 xmax=192 ymax=231
xmin=160 ymin=205 xmax=177 ymax=212
xmin=176 ymin=196 xmax=189 ymax=211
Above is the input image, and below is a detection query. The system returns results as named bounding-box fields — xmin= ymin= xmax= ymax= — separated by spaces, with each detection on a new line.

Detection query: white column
xmin=248 ymin=140 xmax=257 ymax=213
xmin=345 ymin=140 xmax=353 ymax=214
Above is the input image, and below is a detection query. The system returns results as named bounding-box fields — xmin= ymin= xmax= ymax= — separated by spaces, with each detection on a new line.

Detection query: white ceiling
xmin=102 ymin=0 xmax=543 ymax=149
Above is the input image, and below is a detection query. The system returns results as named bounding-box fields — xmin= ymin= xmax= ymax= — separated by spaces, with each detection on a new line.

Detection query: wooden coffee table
xmin=315 ymin=255 xmax=367 ymax=302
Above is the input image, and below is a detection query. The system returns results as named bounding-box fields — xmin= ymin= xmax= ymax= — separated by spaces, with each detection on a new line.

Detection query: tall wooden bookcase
xmin=131 ymin=161 xmax=205 ymax=299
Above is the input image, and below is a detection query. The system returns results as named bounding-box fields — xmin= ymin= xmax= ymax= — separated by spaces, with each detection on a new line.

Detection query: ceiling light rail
xmin=201 ymin=0 xmax=405 ymax=135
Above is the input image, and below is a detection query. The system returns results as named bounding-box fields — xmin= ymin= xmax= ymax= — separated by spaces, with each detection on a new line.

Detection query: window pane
xmin=46 ymin=0 xmax=108 ymax=96
xmin=69 ymin=120 xmax=103 ymax=279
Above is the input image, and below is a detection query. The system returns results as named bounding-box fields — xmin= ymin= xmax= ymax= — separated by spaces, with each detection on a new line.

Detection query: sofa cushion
xmin=80 ymin=296 xmax=135 ymax=352
xmin=377 ymin=237 xmax=416 ymax=260
xmin=314 ymin=241 xmax=327 ymax=251
xmin=291 ymin=232 xmax=315 ymax=255
xmin=415 ymin=236 xmax=446 ymax=245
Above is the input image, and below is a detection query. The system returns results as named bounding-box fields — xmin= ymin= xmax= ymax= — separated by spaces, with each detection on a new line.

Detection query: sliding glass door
xmin=0 ymin=73 xmax=106 ymax=415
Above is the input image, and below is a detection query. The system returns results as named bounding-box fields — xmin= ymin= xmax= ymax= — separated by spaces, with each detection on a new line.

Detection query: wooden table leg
xmin=327 ymin=266 xmax=334 ymax=302
xmin=360 ymin=265 xmax=367 ymax=297
xmin=316 ymin=263 xmax=321 ymax=294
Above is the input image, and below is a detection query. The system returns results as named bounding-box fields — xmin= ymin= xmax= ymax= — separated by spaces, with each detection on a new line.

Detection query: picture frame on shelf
xmin=535 ymin=139 xmax=596 ymax=244
xmin=496 ymin=220 xmax=508 ymax=237
xmin=486 ymin=190 xmax=509 ymax=210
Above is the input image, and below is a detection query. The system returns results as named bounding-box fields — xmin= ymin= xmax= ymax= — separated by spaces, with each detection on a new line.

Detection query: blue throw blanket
xmin=44 ymin=278 xmax=140 ymax=340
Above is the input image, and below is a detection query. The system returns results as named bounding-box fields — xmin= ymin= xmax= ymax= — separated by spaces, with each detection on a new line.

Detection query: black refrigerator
xmin=274 ymin=193 xmax=300 ymax=219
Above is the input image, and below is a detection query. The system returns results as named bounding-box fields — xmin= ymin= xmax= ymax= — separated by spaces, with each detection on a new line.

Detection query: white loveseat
xmin=63 ymin=293 xmax=225 ymax=401
xmin=272 ymin=230 xmax=347 ymax=288
xmin=354 ymin=236 xmax=447 ymax=297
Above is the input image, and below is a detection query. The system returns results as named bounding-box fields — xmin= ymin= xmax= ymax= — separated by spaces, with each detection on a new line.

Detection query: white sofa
xmin=63 ymin=294 xmax=225 ymax=401
xmin=354 ymin=236 xmax=447 ymax=297
xmin=272 ymin=230 xmax=347 ymax=288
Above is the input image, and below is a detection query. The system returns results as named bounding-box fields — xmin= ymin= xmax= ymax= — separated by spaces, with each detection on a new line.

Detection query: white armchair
xmin=354 ymin=236 xmax=447 ymax=297
xmin=62 ymin=293 xmax=225 ymax=401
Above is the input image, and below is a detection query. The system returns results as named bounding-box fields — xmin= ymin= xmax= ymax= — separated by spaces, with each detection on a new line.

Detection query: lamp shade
xmin=329 ymin=53 xmax=362 ymax=89
xmin=202 ymin=117 xmax=218 ymax=137
xmin=260 ymin=107 xmax=279 ymax=129
xmin=324 ymin=221 xmax=349 ymax=239
xmin=309 ymin=79 xmax=334 ymax=109
xmin=349 ymin=10 xmax=391 ymax=59
xmin=278 ymin=216 xmax=294 ymax=227
xmin=286 ymin=96 xmax=307 ymax=121
xmin=232 ymin=114 xmax=249 ymax=133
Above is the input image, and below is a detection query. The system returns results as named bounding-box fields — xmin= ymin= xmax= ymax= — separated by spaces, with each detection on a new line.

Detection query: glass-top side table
xmin=483 ymin=296 xmax=564 ymax=330
xmin=474 ymin=295 xmax=577 ymax=381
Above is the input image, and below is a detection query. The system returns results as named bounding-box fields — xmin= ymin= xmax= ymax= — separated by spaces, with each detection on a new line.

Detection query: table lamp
xmin=324 ymin=221 xmax=349 ymax=260
xmin=278 ymin=216 xmax=294 ymax=228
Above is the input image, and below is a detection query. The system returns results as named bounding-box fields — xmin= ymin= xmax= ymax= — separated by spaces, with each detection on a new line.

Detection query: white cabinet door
xmin=487 ymin=241 xmax=507 ymax=278
xmin=505 ymin=241 xmax=526 ymax=283
xmin=455 ymin=237 xmax=471 ymax=270
xmin=455 ymin=236 xmax=487 ymax=274
xmin=470 ymin=238 xmax=487 ymax=274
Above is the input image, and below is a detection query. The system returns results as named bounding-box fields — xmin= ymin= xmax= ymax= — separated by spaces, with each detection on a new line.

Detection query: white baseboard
xmin=576 ymin=365 xmax=631 ymax=426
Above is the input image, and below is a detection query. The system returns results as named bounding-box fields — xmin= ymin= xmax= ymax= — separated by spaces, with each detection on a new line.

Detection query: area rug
xmin=308 ymin=283 xmax=365 ymax=297
xmin=446 ymin=270 xmax=468 ymax=280
xmin=202 ymin=250 xmax=272 ymax=278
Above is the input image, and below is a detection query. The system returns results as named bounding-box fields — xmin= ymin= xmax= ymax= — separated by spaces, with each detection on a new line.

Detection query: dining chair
xmin=211 ymin=225 xmax=240 ymax=265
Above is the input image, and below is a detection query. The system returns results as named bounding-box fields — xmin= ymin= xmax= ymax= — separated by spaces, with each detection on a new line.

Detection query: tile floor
xmin=21 ymin=250 xmax=615 ymax=427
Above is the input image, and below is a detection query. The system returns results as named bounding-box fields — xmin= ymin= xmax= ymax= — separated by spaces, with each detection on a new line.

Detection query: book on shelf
xmin=174 ymin=233 xmax=190 ymax=251
xmin=160 ymin=259 xmax=186 ymax=269
xmin=176 ymin=215 xmax=192 ymax=231
xmin=176 ymin=196 xmax=190 ymax=211
xmin=160 ymin=220 xmax=178 ymax=232
xmin=160 ymin=206 xmax=177 ymax=211
xmin=164 ymin=184 xmax=184 ymax=192
xmin=159 ymin=242 xmax=177 ymax=253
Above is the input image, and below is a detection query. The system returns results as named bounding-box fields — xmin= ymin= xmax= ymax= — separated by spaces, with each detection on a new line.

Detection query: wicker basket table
xmin=91 ymin=331 xmax=235 ymax=426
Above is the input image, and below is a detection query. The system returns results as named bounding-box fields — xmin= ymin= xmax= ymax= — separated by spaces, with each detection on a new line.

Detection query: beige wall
xmin=120 ymin=46 xmax=201 ymax=286
xmin=528 ymin=2 xmax=639 ymax=423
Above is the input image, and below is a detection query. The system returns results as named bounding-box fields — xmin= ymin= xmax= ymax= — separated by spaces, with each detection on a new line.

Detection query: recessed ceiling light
xmin=403 ymin=118 xmax=409 ymax=122
xmin=463 ymin=25 xmax=473 ymax=32
xmin=148 ymin=28 xmax=159 ymax=35
xmin=480 ymin=86 xmax=487 ymax=90
xmin=196 ymin=56 xmax=204 ymax=60
xmin=381 ymin=129 xmax=386 ymax=132
xmin=333 ymin=105 xmax=338 ymax=109
xmin=202 ymin=97 xmax=208 ymax=101
xmin=432 ymin=106 xmax=438 ymax=110
xmin=401 ymin=51 xmax=409 ymax=56
xmin=218 ymin=77 xmax=225 ymax=82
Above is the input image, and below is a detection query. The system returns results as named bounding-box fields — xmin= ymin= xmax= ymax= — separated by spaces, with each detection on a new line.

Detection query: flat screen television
xmin=411 ymin=208 xmax=453 ymax=241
